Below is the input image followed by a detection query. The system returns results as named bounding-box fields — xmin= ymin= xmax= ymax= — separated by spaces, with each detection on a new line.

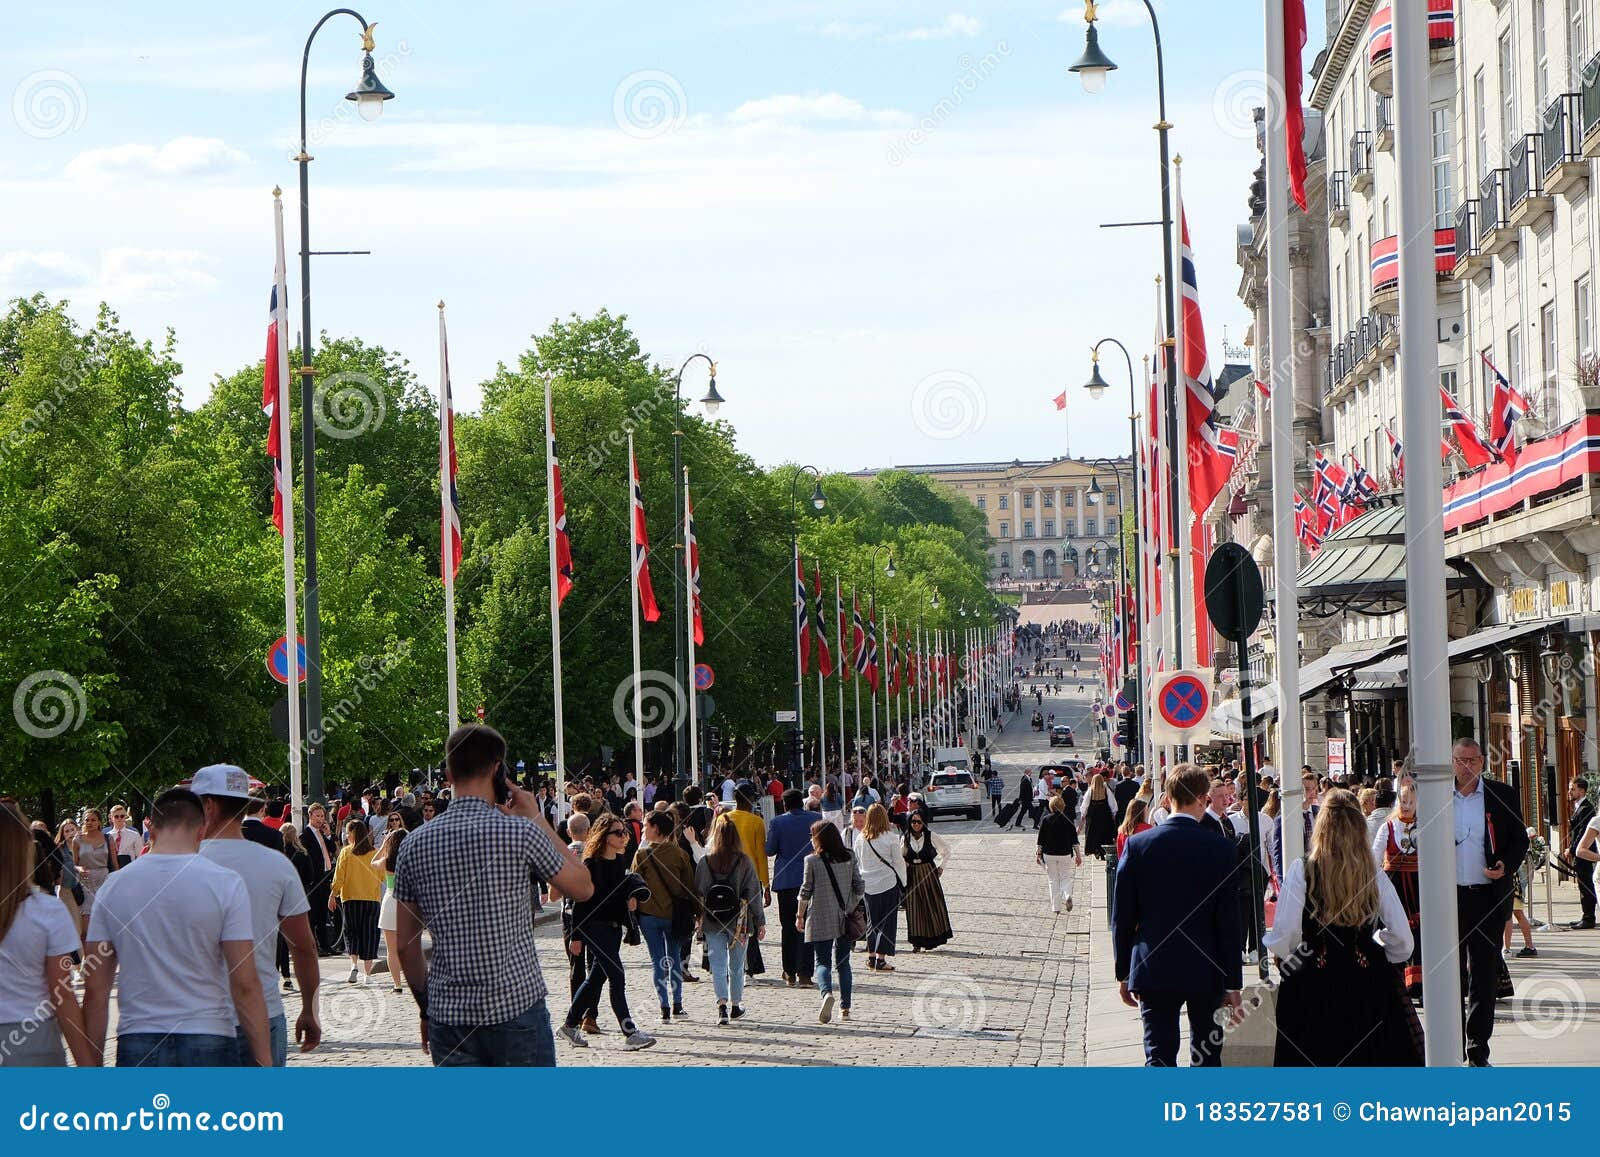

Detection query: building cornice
xmin=1309 ymin=0 xmax=1376 ymax=111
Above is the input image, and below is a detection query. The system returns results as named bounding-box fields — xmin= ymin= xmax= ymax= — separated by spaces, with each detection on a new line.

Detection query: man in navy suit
xmin=1113 ymin=763 xmax=1243 ymax=1066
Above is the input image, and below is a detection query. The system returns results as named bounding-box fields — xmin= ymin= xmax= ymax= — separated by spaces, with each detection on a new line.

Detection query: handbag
xmin=823 ymin=859 xmax=868 ymax=942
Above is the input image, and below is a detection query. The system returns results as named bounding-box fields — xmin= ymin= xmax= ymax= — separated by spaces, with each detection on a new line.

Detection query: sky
xmin=1 ymin=1 xmax=1324 ymax=473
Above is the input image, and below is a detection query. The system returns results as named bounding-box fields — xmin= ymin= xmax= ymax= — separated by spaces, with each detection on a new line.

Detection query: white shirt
xmin=1371 ymin=816 xmax=1417 ymax=868
xmin=0 ymin=892 xmax=81 ymax=1023
xmin=855 ymin=832 xmax=906 ymax=895
xmin=86 ymin=853 xmax=254 ymax=1038
xmin=107 ymin=825 xmax=142 ymax=861
xmin=1263 ymin=858 xmax=1414 ymax=965
xmin=200 ymin=838 xmax=310 ymax=1020
xmin=720 ymin=778 xmax=737 ymax=803
xmin=1452 ymin=778 xmax=1490 ymax=886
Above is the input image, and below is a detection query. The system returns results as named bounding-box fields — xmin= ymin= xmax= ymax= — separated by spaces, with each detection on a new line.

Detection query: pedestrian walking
xmin=559 ymin=816 xmax=655 ymax=1051
xmin=987 ymin=769 xmax=1004 ymax=817
xmin=300 ymin=803 xmax=338 ymax=954
xmin=1036 ymin=794 xmax=1082 ymax=915
xmin=1115 ymin=798 xmax=1152 ymax=861
xmin=796 ymin=821 xmax=865 ymax=1025
xmin=633 ymin=810 xmax=695 ymax=1023
xmin=74 ymin=809 xmax=117 ymax=922
xmin=902 ymin=811 xmax=953 ymax=951
xmin=374 ymin=826 xmax=409 ymax=993
xmin=766 ymin=789 xmax=817 ymax=988
xmin=695 ymin=814 xmax=766 ymax=1026
xmin=724 ymin=787 xmax=770 ymax=979
xmin=855 ymin=803 xmax=905 ymax=971
xmin=1266 ymin=789 xmax=1421 ymax=1066
xmin=1082 ymin=773 xmax=1116 ymax=858
xmin=1371 ymin=782 xmax=1422 ymax=998
xmin=1563 ymin=778 xmax=1596 ymax=929
xmin=330 ymin=819 xmax=384 ymax=986
xmin=1012 ymin=771 xmax=1034 ymax=830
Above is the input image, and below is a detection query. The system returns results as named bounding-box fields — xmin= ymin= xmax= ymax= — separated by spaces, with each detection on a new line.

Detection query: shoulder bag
xmin=824 ymin=858 xmax=868 ymax=942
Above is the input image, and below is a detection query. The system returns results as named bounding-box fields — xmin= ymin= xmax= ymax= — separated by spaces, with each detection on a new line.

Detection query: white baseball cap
xmin=190 ymin=764 xmax=254 ymax=800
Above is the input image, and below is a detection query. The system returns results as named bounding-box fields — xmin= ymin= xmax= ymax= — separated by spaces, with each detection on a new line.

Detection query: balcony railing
xmin=1329 ymin=170 xmax=1350 ymax=224
xmin=1507 ymin=134 xmax=1543 ymax=207
xmin=1453 ymin=200 xmax=1479 ymax=271
xmin=1350 ymin=129 xmax=1374 ymax=190
xmin=1375 ymin=94 xmax=1393 ymax=149
xmin=1544 ymin=93 xmax=1583 ymax=174
xmin=1584 ymin=51 xmax=1600 ymax=152
xmin=1478 ymin=168 xmax=1508 ymax=233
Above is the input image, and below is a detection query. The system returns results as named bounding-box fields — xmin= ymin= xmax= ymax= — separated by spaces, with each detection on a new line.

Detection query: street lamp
xmin=789 ymin=466 xmax=825 ymax=779
xmin=296 ymin=10 xmax=396 ymax=807
xmin=1086 ymin=475 xmax=1104 ymax=504
xmin=670 ymin=352 xmax=721 ymax=786
xmin=1067 ymin=5 xmax=1118 ymax=93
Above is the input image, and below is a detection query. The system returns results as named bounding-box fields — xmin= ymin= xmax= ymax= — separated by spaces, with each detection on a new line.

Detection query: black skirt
xmin=341 ymin=899 xmax=381 ymax=960
xmin=1273 ymin=914 xmax=1423 ymax=1067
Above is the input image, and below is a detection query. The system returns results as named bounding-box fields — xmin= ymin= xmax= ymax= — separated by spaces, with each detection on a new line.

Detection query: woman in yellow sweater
xmin=329 ymin=820 xmax=385 ymax=985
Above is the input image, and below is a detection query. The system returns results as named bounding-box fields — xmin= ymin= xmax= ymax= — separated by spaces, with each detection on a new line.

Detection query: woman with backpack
xmin=694 ymin=813 xmax=766 ymax=1026
xmin=796 ymin=820 xmax=866 ymax=1024
xmin=855 ymin=804 xmax=904 ymax=972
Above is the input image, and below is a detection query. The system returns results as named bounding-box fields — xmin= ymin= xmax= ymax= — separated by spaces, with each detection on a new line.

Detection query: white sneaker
xmin=556 ymin=1024 xmax=588 ymax=1048
xmin=347 ymin=967 xmax=358 ymax=984
xmin=819 ymin=992 xmax=836 ymax=1024
xmin=361 ymin=973 xmax=371 ymax=987
xmin=623 ymin=1030 xmax=657 ymax=1051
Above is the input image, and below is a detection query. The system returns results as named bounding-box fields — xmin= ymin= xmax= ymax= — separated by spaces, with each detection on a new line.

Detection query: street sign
xmin=1103 ymin=704 xmax=1116 ymax=718
xmin=1114 ymin=691 xmax=1132 ymax=713
xmin=774 ymin=709 xmax=797 ymax=724
xmin=1150 ymin=669 xmax=1212 ymax=742
xmin=267 ymin=636 xmax=307 ymax=686
xmin=269 ymin=693 xmax=307 ymax=743
xmin=694 ymin=663 xmax=715 ymax=690
xmin=1204 ymin=542 xmax=1265 ymax=644
xmin=696 ymin=692 xmax=716 ymax=720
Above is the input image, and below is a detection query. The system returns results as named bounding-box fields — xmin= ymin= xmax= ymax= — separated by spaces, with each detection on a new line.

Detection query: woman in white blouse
xmin=854 ymin=804 xmax=905 ymax=972
xmin=1264 ymin=789 xmax=1422 ymax=1066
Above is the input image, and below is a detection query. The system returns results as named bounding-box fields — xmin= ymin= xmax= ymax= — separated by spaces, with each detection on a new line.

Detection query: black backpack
xmin=704 ymin=869 xmax=741 ymax=923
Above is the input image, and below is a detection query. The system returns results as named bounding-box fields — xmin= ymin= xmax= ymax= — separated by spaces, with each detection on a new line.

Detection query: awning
xmin=1350 ymin=654 xmax=1408 ymax=691
xmin=1297 ymin=639 xmax=1409 ymax=699
xmin=1446 ymin=619 xmax=1553 ymax=661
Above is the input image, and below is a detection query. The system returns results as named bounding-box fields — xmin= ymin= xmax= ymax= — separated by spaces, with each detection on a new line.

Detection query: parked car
xmin=1049 ymin=724 xmax=1075 ymax=747
xmin=924 ymin=770 xmax=984 ymax=821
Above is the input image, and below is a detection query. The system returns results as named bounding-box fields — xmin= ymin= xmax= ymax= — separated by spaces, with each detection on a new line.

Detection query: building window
xmin=1500 ymin=32 xmax=1517 ymax=154
xmin=1107 ymin=516 xmax=1120 ymax=536
xmin=1065 ymin=491 xmax=1075 ymax=507
xmin=1086 ymin=518 xmax=1097 ymax=536
xmin=1536 ymin=0 xmax=1551 ymax=111
xmin=1577 ymin=276 xmax=1593 ymax=356
xmin=1000 ymin=552 xmax=1010 ymax=569
xmin=1022 ymin=493 xmax=1034 ymax=509
xmin=1023 ymin=520 xmax=1035 ymax=538
xmin=976 ymin=495 xmax=987 ymax=511
xmin=1000 ymin=521 xmax=1010 ymax=538
xmin=1106 ymin=490 xmax=1117 ymax=507
xmin=1475 ymin=69 xmax=1489 ymax=179
xmin=1043 ymin=493 xmax=1054 ymax=508
xmin=1574 ymin=0 xmax=1590 ymax=92
xmin=1432 ymin=106 xmax=1453 ymax=230
xmin=1065 ymin=521 xmax=1077 ymax=537
xmin=1507 ymin=326 xmax=1522 ymax=404
xmin=1542 ymin=301 xmax=1560 ymax=425
xmin=998 ymin=495 xmax=1008 ymax=510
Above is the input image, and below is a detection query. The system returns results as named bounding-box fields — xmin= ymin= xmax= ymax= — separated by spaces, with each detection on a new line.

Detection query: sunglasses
xmin=608 ymin=829 xmax=629 ymax=839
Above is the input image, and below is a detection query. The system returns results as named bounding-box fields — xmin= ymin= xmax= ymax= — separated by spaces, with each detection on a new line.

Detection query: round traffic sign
xmin=267 ymin=636 xmax=307 ymax=685
xmin=694 ymin=663 xmax=715 ymax=690
xmin=1158 ymin=673 xmax=1210 ymax=729
xmin=1204 ymin=542 xmax=1265 ymax=644
xmin=1114 ymin=691 xmax=1132 ymax=713
xmin=1103 ymin=704 xmax=1116 ymax=718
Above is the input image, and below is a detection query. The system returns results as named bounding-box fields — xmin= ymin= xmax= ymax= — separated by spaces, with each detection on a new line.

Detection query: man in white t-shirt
xmin=720 ymin=774 xmax=738 ymax=803
xmin=196 ymin=764 xmax=320 ymax=1066
xmin=83 ymin=788 xmax=270 ymax=1067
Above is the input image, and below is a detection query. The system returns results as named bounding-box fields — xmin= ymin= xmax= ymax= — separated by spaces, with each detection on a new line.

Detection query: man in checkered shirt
xmin=395 ymin=725 xmax=591 ymax=1066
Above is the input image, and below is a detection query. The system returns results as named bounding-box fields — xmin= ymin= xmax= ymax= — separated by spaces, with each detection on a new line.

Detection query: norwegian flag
xmin=1483 ymin=353 xmax=1532 ymax=466
xmin=1346 ymin=454 xmax=1379 ymax=502
xmin=1314 ymin=484 xmax=1342 ymax=536
xmin=835 ymin=580 xmax=847 ymax=681
xmin=685 ymin=484 xmax=702 ymax=645
xmin=1178 ymin=204 xmax=1235 ymax=513
xmin=888 ymin=625 xmax=901 ymax=696
xmin=1441 ymin=384 xmax=1497 ymax=469
xmin=1191 ymin=417 xmax=1242 ymax=513
xmin=852 ymin=593 xmax=867 ymax=675
xmin=864 ymin=599 xmax=880 ymax=692
xmin=262 ymin=258 xmax=290 ymax=535
xmin=1385 ymin=424 xmax=1405 ymax=483
xmin=812 ymin=561 xmax=833 ymax=676
xmin=439 ymin=313 xmax=463 ymax=580
xmin=548 ymin=397 xmax=573 ymax=604
xmin=1294 ymin=490 xmax=1323 ymax=550
xmin=630 ymin=447 xmax=661 ymax=623
xmin=796 ymin=555 xmax=811 ymax=674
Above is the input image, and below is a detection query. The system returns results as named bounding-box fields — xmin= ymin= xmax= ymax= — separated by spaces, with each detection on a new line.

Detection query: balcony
xmin=1544 ymin=92 xmax=1589 ymax=195
xmin=1350 ymin=130 xmax=1374 ymax=193
xmin=1368 ymin=1 xmax=1455 ymax=96
xmin=1507 ymin=134 xmax=1553 ymax=228
xmin=1370 ymin=235 xmax=1398 ymax=312
xmin=1584 ymin=51 xmax=1600 ymax=157
xmin=1452 ymin=201 xmax=1489 ymax=279
xmin=1328 ymin=170 xmax=1350 ymax=227
xmin=1375 ymin=95 xmax=1394 ymax=153
xmin=1477 ymin=168 xmax=1517 ymax=256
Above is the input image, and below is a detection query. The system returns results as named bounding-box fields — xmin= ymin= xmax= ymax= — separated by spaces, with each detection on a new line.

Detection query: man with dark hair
xmin=195 ymin=765 xmax=320 ymax=1066
xmin=395 ymin=725 xmax=592 ymax=1066
xmin=241 ymin=796 xmax=285 ymax=853
xmin=1113 ymin=764 xmax=1242 ymax=1067
xmin=765 ymin=788 xmax=817 ymax=987
xmin=84 ymin=788 xmax=271 ymax=1067
xmin=302 ymin=802 xmax=338 ymax=953
xmin=1565 ymin=776 xmax=1596 ymax=929
xmin=680 ymin=785 xmax=712 ymax=847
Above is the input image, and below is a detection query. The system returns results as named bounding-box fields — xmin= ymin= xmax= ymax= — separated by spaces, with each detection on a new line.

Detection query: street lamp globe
xmin=885 ymin=555 xmax=897 ymax=578
xmin=1068 ymin=23 xmax=1117 ymax=94
xmin=701 ymin=368 xmax=725 ymax=416
xmin=346 ymin=52 xmax=396 ymax=121
xmin=810 ymin=480 xmax=827 ymax=511
xmin=931 ymin=591 xmax=940 ymax=610
xmin=1084 ymin=358 xmax=1111 ymax=400
xmin=1087 ymin=475 xmax=1103 ymax=504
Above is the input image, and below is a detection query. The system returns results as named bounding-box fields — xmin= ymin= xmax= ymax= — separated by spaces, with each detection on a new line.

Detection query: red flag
xmin=1441 ymin=385 xmax=1496 ymax=470
xmin=796 ymin=555 xmax=811 ymax=674
xmin=865 ymin=599 xmax=880 ymax=692
xmin=262 ymin=278 xmax=288 ymax=535
xmin=811 ymin=563 xmax=833 ymax=676
xmin=1052 ymin=390 xmax=1068 ymax=411
xmin=1178 ymin=205 xmax=1236 ymax=513
xmin=887 ymin=625 xmax=900 ymax=696
xmin=851 ymin=593 xmax=867 ymax=675
xmin=835 ymin=580 xmax=847 ymax=681
xmin=685 ymin=488 xmax=702 ymax=646
xmin=1284 ymin=0 xmax=1309 ymax=211
xmin=1190 ymin=520 xmax=1214 ymax=667
xmin=548 ymin=406 xmax=573 ymax=604
xmin=630 ymin=447 xmax=661 ymax=623
xmin=1484 ymin=353 xmax=1532 ymax=468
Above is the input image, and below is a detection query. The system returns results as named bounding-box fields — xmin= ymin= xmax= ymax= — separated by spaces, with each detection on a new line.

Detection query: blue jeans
xmin=811 ymin=936 xmax=853 ymax=1008
xmin=638 ymin=914 xmax=683 ymax=1009
xmin=704 ymin=929 xmax=746 ymax=1006
xmin=116 ymin=1032 xmax=239 ymax=1067
xmin=234 ymin=1013 xmax=287 ymax=1067
xmin=428 ymin=999 xmax=556 ymax=1067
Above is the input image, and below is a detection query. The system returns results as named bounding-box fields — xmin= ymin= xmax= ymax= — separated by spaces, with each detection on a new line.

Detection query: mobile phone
xmin=492 ymin=761 xmax=514 ymax=806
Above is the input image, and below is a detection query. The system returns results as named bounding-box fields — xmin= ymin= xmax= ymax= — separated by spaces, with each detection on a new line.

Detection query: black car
xmin=1049 ymin=724 xmax=1074 ymax=747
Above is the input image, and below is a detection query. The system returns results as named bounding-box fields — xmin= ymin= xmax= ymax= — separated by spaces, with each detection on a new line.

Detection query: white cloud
xmin=0 ymin=251 xmax=92 ymax=289
xmin=886 ymin=14 xmax=982 ymax=41
xmin=728 ymin=92 xmax=910 ymax=127
xmin=96 ymin=248 xmax=218 ymax=300
xmin=64 ymin=136 xmax=249 ymax=180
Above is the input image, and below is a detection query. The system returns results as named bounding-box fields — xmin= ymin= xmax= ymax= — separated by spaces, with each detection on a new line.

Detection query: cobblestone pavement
xmin=287 ymin=680 xmax=1106 ymax=1067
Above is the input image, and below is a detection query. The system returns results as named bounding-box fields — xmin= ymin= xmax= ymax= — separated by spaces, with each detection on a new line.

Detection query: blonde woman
xmin=1081 ymin=774 xmax=1116 ymax=858
xmin=854 ymin=804 xmax=905 ymax=971
xmin=1371 ymin=782 xmax=1421 ymax=997
xmin=1265 ymin=789 xmax=1420 ymax=1066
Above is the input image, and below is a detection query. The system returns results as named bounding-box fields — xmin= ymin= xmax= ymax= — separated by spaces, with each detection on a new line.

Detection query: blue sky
xmin=1 ymin=1 xmax=1321 ymax=471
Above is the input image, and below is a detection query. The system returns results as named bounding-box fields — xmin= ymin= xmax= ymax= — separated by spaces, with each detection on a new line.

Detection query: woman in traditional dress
xmin=1370 ymin=781 xmax=1421 ymax=999
xmin=901 ymin=811 xmax=953 ymax=951
xmin=1081 ymin=774 xmax=1117 ymax=859
xmin=1267 ymin=789 xmax=1421 ymax=1066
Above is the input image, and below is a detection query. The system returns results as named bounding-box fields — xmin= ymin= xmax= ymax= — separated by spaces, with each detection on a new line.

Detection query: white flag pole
xmin=853 ymin=586 xmax=863 ymax=783
xmin=437 ymin=304 xmax=460 ymax=743
xmin=683 ymin=467 xmax=700 ymax=791
xmin=835 ymin=576 xmax=845 ymax=797
xmin=816 ymin=570 xmax=828 ymax=786
xmin=545 ymin=372 xmax=567 ymax=813
xmin=628 ymin=432 xmax=646 ymax=787
xmin=1173 ymin=159 xmax=1195 ymax=676
xmin=272 ymin=190 xmax=303 ymax=821
xmin=794 ymin=542 xmax=806 ymax=784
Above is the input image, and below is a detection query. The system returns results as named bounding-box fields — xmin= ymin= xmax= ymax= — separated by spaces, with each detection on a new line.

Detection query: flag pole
xmin=870 ymin=599 xmax=880 ymax=782
xmin=272 ymin=190 xmax=303 ymax=823
xmin=853 ymin=586 xmax=863 ymax=786
xmin=794 ymin=544 xmax=806 ymax=787
xmin=437 ymin=303 xmax=460 ymax=746
xmin=628 ymin=431 xmax=647 ymax=788
xmin=544 ymin=371 xmax=566 ymax=813
xmin=684 ymin=467 xmax=700 ymax=792
xmin=835 ymin=576 xmax=846 ymax=800
xmin=1173 ymin=156 xmax=1194 ymax=680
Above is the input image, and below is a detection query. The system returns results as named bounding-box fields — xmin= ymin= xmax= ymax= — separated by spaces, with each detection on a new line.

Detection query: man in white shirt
xmin=83 ymin=788 xmax=270 ymax=1067
xmin=106 ymin=804 xmax=142 ymax=867
xmin=195 ymin=764 xmax=321 ymax=1066
xmin=720 ymin=774 xmax=738 ymax=804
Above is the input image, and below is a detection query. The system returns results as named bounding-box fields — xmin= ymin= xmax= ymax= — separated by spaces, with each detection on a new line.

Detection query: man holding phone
xmin=1451 ymin=737 xmax=1528 ymax=1067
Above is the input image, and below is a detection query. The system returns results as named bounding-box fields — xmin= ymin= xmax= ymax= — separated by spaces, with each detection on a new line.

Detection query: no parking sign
xmin=1150 ymin=669 xmax=1212 ymax=743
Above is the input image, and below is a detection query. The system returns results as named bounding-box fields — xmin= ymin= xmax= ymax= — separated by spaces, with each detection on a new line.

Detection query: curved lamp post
xmin=296 ymin=10 xmax=395 ymax=806
xmin=670 ymin=353 xmax=721 ymax=785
